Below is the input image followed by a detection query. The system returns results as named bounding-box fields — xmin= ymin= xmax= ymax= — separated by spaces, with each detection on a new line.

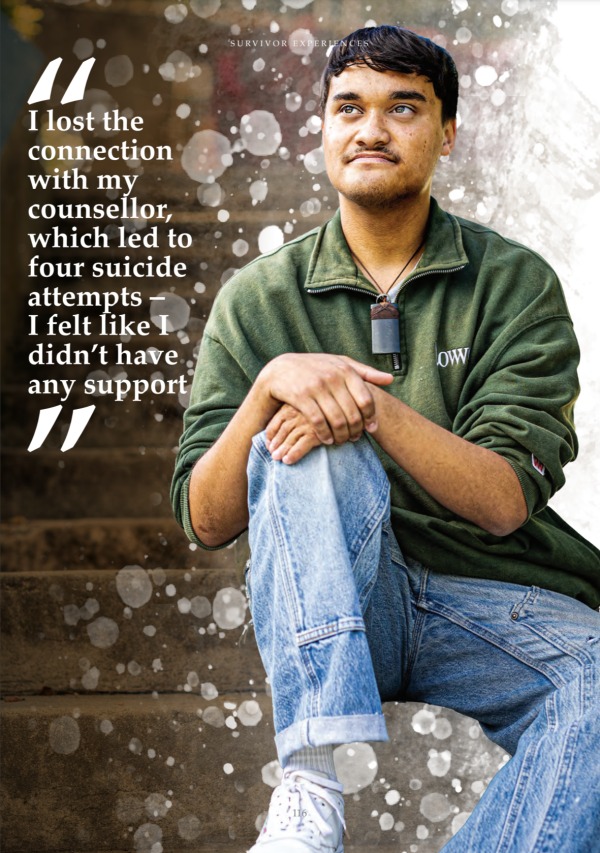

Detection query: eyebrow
xmin=331 ymin=89 xmax=428 ymax=104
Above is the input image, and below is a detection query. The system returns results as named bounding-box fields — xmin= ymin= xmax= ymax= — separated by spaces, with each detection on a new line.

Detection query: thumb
xmin=341 ymin=356 xmax=394 ymax=385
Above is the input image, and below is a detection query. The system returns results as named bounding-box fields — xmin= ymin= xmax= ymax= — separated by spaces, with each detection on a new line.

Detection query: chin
xmin=339 ymin=182 xmax=416 ymax=210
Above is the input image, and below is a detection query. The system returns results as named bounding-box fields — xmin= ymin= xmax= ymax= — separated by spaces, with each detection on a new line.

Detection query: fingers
xmin=267 ymin=407 xmax=323 ymax=461
xmin=267 ymin=413 xmax=300 ymax=453
xmin=296 ymin=396 xmax=335 ymax=445
xmin=343 ymin=368 xmax=378 ymax=433
xmin=270 ymin=424 xmax=313 ymax=461
xmin=263 ymin=353 xmax=390 ymax=444
xmin=265 ymin=404 xmax=294 ymax=443
xmin=324 ymin=383 xmax=364 ymax=442
xmin=326 ymin=358 xmax=379 ymax=434
xmin=285 ymin=364 xmax=374 ymax=442
xmin=265 ymin=413 xmax=283 ymax=444
xmin=313 ymin=387 xmax=357 ymax=445
xmin=340 ymin=355 xmax=394 ymax=386
xmin=278 ymin=431 xmax=322 ymax=465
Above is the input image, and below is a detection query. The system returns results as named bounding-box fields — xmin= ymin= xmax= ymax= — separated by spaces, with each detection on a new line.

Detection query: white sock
xmin=285 ymin=744 xmax=337 ymax=781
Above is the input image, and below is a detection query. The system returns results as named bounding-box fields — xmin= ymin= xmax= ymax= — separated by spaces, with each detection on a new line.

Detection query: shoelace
xmin=261 ymin=769 xmax=346 ymax=843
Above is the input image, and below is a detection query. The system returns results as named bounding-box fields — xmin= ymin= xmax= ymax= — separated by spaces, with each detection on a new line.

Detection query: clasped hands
xmin=260 ymin=352 xmax=394 ymax=465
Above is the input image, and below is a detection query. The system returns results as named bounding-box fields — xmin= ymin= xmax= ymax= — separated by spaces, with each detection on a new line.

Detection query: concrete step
xmin=0 ymin=518 xmax=247 ymax=573
xmin=1 ymin=448 xmax=179 ymax=519
xmin=2 ymin=387 xmax=184 ymax=449
xmin=1 ymin=568 xmax=260 ymax=696
xmin=0 ymin=693 xmax=506 ymax=853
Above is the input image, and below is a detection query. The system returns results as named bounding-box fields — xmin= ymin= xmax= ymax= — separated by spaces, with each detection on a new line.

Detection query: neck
xmin=339 ymin=190 xmax=431 ymax=272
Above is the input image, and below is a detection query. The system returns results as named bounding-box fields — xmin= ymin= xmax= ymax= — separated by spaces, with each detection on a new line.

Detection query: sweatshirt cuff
xmin=505 ymin=458 xmax=539 ymax=524
xmin=180 ymin=471 xmax=238 ymax=551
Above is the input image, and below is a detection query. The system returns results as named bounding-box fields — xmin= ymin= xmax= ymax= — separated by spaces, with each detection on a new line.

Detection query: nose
xmin=354 ymin=109 xmax=391 ymax=148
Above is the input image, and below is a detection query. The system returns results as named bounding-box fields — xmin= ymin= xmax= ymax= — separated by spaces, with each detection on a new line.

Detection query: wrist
xmin=364 ymin=383 xmax=408 ymax=440
xmin=250 ymin=364 xmax=283 ymax=422
xmin=364 ymin=383 xmax=386 ymax=435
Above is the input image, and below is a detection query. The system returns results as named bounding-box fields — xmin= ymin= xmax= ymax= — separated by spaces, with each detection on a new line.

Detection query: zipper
xmin=306 ymin=265 xmax=466 ymax=372
xmin=305 ymin=284 xmax=376 ymax=296
xmin=305 ymin=266 xmax=466 ymax=300
xmin=388 ymin=265 xmax=467 ymax=302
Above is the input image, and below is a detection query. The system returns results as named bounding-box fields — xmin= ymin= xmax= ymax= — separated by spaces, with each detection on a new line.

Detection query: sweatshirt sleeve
xmin=453 ymin=315 xmax=580 ymax=520
xmin=170 ymin=330 xmax=253 ymax=550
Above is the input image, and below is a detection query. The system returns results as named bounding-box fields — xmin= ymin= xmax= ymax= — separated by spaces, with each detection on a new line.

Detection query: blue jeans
xmin=246 ymin=431 xmax=600 ymax=853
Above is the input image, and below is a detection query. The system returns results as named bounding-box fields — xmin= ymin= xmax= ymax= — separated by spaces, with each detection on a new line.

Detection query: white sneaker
xmin=248 ymin=769 xmax=345 ymax=853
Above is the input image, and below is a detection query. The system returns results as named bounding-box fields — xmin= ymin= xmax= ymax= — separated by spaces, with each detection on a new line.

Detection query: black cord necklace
xmin=349 ymin=239 xmax=425 ymax=301
xmin=347 ymin=238 xmax=425 ymax=360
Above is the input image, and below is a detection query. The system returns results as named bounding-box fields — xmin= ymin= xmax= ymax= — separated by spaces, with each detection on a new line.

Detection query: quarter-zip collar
xmin=304 ymin=196 xmax=469 ymax=296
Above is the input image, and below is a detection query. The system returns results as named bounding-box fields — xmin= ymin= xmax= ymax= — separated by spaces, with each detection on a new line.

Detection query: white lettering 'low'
xmin=436 ymin=347 xmax=471 ymax=368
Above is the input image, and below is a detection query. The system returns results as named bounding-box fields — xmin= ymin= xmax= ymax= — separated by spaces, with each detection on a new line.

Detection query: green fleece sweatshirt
xmin=171 ymin=198 xmax=600 ymax=609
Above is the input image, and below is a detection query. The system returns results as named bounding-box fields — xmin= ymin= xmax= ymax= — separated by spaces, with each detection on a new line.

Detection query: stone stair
xmin=1 ymin=3 xmax=509 ymax=851
xmin=2 ymin=693 xmax=508 ymax=853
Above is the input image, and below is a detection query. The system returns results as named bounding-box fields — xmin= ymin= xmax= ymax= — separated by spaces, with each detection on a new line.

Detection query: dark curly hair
xmin=319 ymin=25 xmax=459 ymax=125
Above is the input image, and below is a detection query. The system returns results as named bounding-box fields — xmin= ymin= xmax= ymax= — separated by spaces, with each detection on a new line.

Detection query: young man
xmin=171 ymin=26 xmax=600 ymax=853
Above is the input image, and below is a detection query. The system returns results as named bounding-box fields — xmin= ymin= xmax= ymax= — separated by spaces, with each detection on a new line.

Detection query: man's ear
xmin=441 ymin=118 xmax=457 ymax=157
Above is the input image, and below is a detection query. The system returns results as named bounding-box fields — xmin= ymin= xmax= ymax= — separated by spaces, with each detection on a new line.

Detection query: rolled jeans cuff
xmin=276 ymin=712 xmax=389 ymax=769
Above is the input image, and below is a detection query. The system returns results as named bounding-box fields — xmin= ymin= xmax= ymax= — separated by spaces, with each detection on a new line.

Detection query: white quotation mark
xmin=28 ymin=406 xmax=96 ymax=452
xmin=28 ymin=57 xmax=96 ymax=105
xmin=27 ymin=57 xmax=97 ymax=451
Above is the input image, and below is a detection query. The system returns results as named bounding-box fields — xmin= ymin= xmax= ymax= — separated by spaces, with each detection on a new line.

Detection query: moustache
xmin=345 ymin=150 xmax=400 ymax=163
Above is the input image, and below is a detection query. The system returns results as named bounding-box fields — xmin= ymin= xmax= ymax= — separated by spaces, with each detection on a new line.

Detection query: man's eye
xmin=340 ymin=104 xmax=359 ymax=114
xmin=393 ymin=105 xmax=413 ymax=114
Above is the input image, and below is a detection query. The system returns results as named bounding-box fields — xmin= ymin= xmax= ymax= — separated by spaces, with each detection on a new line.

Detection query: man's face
xmin=322 ymin=64 xmax=456 ymax=210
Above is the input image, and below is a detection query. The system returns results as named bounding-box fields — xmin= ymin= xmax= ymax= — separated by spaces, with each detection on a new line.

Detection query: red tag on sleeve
xmin=532 ymin=454 xmax=545 ymax=476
